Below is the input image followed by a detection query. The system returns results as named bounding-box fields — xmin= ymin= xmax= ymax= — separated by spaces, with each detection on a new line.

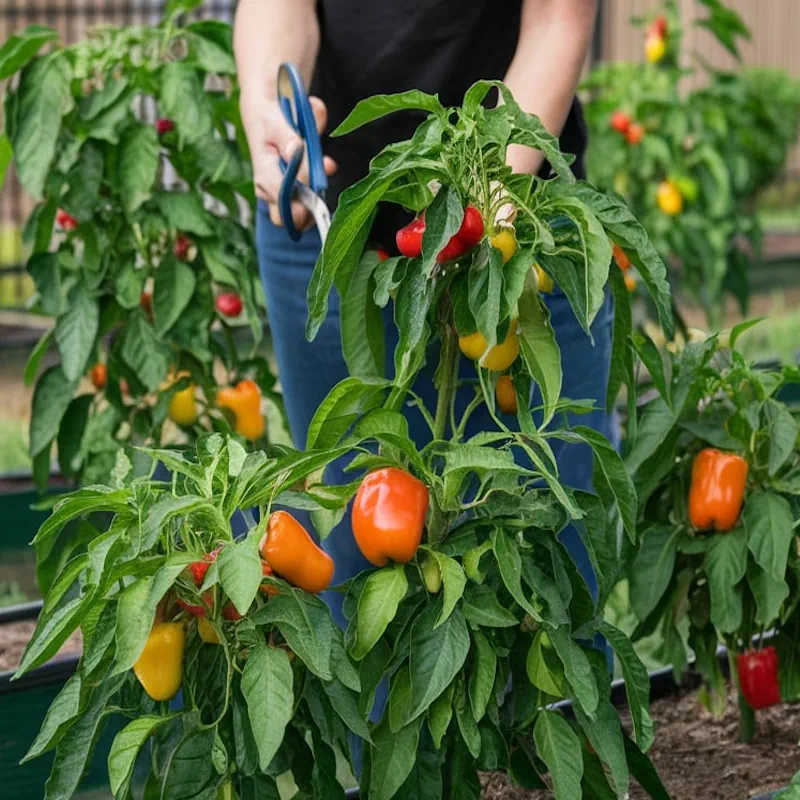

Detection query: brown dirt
xmin=481 ymin=685 xmax=800 ymax=799
xmin=0 ymin=620 xmax=82 ymax=673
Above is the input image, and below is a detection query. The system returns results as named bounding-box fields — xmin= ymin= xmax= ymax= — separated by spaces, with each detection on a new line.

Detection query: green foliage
xmin=2 ymin=13 xmax=282 ymax=489
xmin=18 ymin=34 xmax=674 ymax=797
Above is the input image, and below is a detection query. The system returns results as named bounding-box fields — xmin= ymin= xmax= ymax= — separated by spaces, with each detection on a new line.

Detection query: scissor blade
xmin=297 ymin=184 xmax=331 ymax=244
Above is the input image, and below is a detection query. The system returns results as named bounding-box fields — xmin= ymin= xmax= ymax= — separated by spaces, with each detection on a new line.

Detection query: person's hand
xmin=240 ymin=93 xmax=337 ymax=230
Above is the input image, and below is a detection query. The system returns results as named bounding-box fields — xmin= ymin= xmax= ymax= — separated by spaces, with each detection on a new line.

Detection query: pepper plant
xmin=581 ymin=0 xmax=800 ymax=328
xmin=18 ymin=81 xmax=677 ymax=798
xmin=624 ymin=322 xmax=800 ymax=742
xmin=0 ymin=2 xmax=281 ymax=491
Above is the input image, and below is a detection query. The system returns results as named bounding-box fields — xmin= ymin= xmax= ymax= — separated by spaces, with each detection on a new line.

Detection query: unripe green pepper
xmin=422 ymin=554 xmax=442 ymax=593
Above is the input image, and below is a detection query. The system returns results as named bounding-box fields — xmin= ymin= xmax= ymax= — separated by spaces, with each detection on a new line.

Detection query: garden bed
xmin=0 ymin=619 xmax=81 ymax=673
xmin=480 ymin=681 xmax=798 ymax=799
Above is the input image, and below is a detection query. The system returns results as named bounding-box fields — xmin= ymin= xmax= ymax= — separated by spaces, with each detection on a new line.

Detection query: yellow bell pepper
xmin=197 ymin=616 xmax=220 ymax=645
xmin=459 ymin=320 xmax=519 ymax=372
xmin=489 ymin=230 xmax=517 ymax=265
xmin=134 ymin=622 xmax=185 ymax=701
xmin=168 ymin=384 xmax=199 ymax=426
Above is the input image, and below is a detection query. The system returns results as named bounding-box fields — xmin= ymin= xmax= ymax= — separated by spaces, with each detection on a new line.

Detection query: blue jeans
xmin=256 ymin=206 xmax=617 ymax=735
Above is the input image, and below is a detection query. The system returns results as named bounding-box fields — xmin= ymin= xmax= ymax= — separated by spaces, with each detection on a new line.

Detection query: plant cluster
xmin=14 ymin=61 xmax=683 ymax=799
xmin=624 ymin=322 xmax=800 ymax=740
xmin=0 ymin=3 xmax=281 ymax=489
xmin=581 ymin=0 xmax=800 ymax=327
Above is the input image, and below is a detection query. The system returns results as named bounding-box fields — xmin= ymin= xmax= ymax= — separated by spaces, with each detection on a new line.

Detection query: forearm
xmin=234 ymin=0 xmax=320 ymax=105
xmin=503 ymin=0 xmax=597 ymax=174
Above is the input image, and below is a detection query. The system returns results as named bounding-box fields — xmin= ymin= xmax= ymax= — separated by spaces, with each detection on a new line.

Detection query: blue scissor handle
xmin=277 ymin=62 xmax=327 ymax=241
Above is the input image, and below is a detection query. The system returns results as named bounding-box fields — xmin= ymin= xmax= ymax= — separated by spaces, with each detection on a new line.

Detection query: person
xmin=234 ymin=0 xmax=609 ymax=630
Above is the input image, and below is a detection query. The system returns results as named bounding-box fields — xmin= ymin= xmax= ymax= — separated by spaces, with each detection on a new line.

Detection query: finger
xmin=295 ymin=147 xmax=337 ymax=185
xmin=253 ymin=150 xmax=285 ymax=204
xmin=266 ymin=107 xmax=304 ymax=163
xmin=309 ymin=96 xmax=328 ymax=134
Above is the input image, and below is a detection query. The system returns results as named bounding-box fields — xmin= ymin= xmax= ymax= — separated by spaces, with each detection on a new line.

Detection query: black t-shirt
xmin=309 ymin=0 xmax=588 ymax=248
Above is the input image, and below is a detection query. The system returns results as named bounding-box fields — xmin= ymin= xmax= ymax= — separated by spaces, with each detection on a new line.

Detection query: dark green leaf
xmin=533 ymin=711 xmax=583 ymax=800
xmin=369 ymin=717 xmax=423 ymax=800
xmin=160 ymin=61 xmax=213 ymax=144
xmin=0 ymin=25 xmax=58 ymax=80
xmin=118 ymin=124 xmax=160 ymax=214
xmin=407 ymin=604 xmax=470 ymax=722
xmin=630 ymin=526 xmax=678 ymax=621
xmin=599 ymin=622 xmax=654 ymax=752
xmin=704 ymin=527 xmax=748 ymax=633
xmin=333 ymin=90 xmax=445 ymax=136
xmin=56 ymin=284 xmax=99 ymax=381
xmin=120 ymin=312 xmax=172 ymax=391
xmin=351 ymin=564 xmax=408 ymax=661
xmin=744 ymin=492 xmax=794 ymax=582
xmin=30 ymin=365 xmax=78 ymax=458
xmin=518 ymin=276 xmax=561 ymax=427
xmin=242 ymin=643 xmax=294 ymax=771
xmin=10 ymin=54 xmax=72 ymax=198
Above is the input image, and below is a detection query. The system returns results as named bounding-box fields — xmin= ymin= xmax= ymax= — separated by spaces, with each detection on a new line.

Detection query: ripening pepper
xmin=134 ymin=622 xmax=185 ymax=701
xmin=422 ymin=554 xmax=442 ymax=594
xmin=626 ymin=122 xmax=645 ymax=145
xmin=215 ymin=292 xmax=243 ymax=318
xmin=173 ymin=234 xmax=192 ymax=261
xmin=533 ymin=264 xmax=554 ymax=293
xmin=645 ymin=33 xmax=666 ymax=63
xmin=259 ymin=559 xmax=280 ymax=597
xmin=90 ymin=363 xmax=107 ymax=390
xmin=496 ymin=375 xmax=518 ymax=414
xmin=657 ymin=180 xmax=683 ymax=216
xmin=155 ymin=118 xmax=175 ymax=135
xmin=168 ymin=383 xmax=199 ymax=426
xmin=612 ymin=243 xmax=631 ymax=271
xmin=56 ymin=209 xmax=78 ymax=232
xmin=197 ymin=616 xmax=220 ymax=644
xmin=352 ymin=467 xmax=429 ymax=566
xmin=177 ymin=590 xmax=214 ymax=617
xmin=395 ymin=205 xmax=484 ymax=263
xmin=458 ymin=320 xmax=520 ymax=371
xmin=688 ymin=448 xmax=748 ymax=532
xmin=217 ymin=379 xmax=265 ymax=441
xmin=737 ymin=647 xmax=780 ymax=710
xmin=489 ymin=229 xmax=517 ymax=265
xmin=610 ymin=110 xmax=631 ymax=134
xmin=624 ymin=274 xmax=637 ymax=293
xmin=261 ymin=511 xmax=334 ymax=593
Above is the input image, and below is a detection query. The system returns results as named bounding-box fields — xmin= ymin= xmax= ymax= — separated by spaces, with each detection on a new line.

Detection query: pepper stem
xmin=728 ymin=649 xmax=756 ymax=744
xmin=433 ymin=321 xmax=458 ymax=442
xmin=738 ymin=691 xmax=755 ymax=744
xmin=428 ymin=314 xmax=460 ymax=545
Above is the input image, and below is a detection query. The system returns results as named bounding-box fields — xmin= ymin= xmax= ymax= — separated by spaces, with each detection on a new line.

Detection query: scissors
xmin=276 ymin=62 xmax=330 ymax=243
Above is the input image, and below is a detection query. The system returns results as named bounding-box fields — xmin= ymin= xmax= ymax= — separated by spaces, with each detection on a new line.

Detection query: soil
xmin=0 ymin=620 xmax=82 ymax=673
xmin=481 ymin=684 xmax=800 ymax=800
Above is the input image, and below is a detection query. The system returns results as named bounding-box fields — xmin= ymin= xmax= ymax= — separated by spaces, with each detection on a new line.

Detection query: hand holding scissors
xmin=276 ymin=62 xmax=333 ymax=242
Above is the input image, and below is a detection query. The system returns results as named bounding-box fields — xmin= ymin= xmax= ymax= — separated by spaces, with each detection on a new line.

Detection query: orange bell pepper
xmin=688 ymin=448 xmax=748 ymax=532
xmin=352 ymin=467 xmax=429 ymax=566
xmin=261 ymin=511 xmax=334 ymax=593
xmin=217 ymin=379 xmax=265 ymax=441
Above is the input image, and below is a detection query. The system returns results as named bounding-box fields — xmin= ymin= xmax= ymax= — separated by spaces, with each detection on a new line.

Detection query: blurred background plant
xmin=0 ymin=1 xmax=287 ymax=488
xmin=582 ymin=0 xmax=800 ymax=331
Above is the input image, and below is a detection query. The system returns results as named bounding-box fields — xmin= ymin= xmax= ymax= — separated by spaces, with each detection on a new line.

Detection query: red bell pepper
xmin=395 ymin=204 xmax=484 ymax=262
xmin=737 ymin=647 xmax=780 ymax=710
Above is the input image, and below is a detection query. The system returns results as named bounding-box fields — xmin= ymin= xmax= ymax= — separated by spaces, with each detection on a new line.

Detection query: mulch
xmin=481 ymin=684 xmax=799 ymax=799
